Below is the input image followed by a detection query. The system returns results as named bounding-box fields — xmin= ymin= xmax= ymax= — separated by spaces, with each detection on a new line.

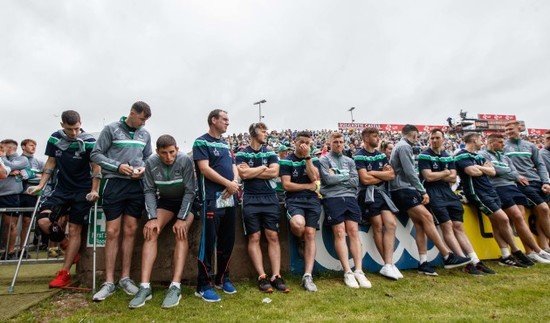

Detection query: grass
xmin=7 ymin=261 xmax=550 ymax=322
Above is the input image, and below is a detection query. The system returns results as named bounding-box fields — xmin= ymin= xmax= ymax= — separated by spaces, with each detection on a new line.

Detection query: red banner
xmin=477 ymin=114 xmax=516 ymax=121
xmin=338 ymin=123 xmax=448 ymax=133
xmin=527 ymin=128 xmax=547 ymax=136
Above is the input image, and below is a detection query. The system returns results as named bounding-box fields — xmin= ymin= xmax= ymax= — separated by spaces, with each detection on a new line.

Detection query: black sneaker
xmin=1 ymin=252 xmax=17 ymax=260
xmin=417 ymin=261 xmax=438 ymax=276
xmin=512 ymin=250 xmax=535 ymax=267
xmin=475 ymin=261 xmax=496 ymax=274
xmin=270 ymin=275 xmax=290 ymax=293
xmin=258 ymin=274 xmax=273 ymax=293
xmin=444 ymin=253 xmax=472 ymax=269
xmin=498 ymin=256 xmax=527 ymax=268
xmin=463 ymin=263 xmax=484 ymax=276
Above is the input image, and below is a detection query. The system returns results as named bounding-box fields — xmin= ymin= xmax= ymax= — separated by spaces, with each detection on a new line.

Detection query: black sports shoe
xmin=463 ymin=263 xmax=484 ymax=276
xmin=444 ymin=253 xmax=472 ymax=269
xmin=258 ymin=274 xmax=273 ymax=293
xmin=270 ymin=275 xmax=290 ymax=293
xmin=417 ymin=261 xmax=438 ymax=276
xmin=512 ymin=250 xmax=535 ymax=267
xmin=498 ymin=256 xmax=527 ymax=268
xmin=475 ymin=261 xmax=496 ymax=274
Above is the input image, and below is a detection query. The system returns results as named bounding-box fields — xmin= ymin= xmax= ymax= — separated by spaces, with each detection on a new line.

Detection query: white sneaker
xmin=527 ymin=252 xmax=550 ymax=264
xmin=538 ymin=250 xmax=550 ymax=261
xmin=379 ymin=264 xmax=399 ymax=280
xmin=353 ymin=270 xmax=372 ymax=288
xmin=392 ymin=265 xmax=404 ymax=279
xmin=343 ymin=271 xmax=359 ymax=288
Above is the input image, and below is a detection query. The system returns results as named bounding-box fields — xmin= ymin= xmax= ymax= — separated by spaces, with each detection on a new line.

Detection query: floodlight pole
xmin=253 ymin=100 xmax=267 ymax=122
xmin=348 ymin=107 xmax=356 ymax=123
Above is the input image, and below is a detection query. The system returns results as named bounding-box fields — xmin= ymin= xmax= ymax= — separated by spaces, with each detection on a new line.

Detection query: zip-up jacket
xmin=541 ymin=147 xmax=550 ymax=174
xmin=504 ymin=138 xmax=550 ymax=184
xmin=478 ymin=149 xmax=519 ymax=187
xmin=390 ymin=138 xmax=426 ymax=194
xmin=91 ymin=117 xmax=152 ymax=179
xmin=0 ymin=154 xmax=29 ymax=196
xmin=22 ymin=154 xmax=44 ymax=186
xmin=319 ymin=151 xmax=358 ymax=198
xmin=143 ymin=152 xmax=196 ymax=220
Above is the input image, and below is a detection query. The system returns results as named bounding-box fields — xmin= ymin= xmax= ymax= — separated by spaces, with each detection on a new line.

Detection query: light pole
xmin=253 ymin=100 xmax=266 ymax=122
xmin=348 ymin=107 xmax=355 ymax=123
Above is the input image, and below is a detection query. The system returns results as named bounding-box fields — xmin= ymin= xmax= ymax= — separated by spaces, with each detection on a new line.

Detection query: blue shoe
xmin=194 ymin=286 xmax=221 ymax=302
xmin=215 ymin=280 xmax=237 ymax=294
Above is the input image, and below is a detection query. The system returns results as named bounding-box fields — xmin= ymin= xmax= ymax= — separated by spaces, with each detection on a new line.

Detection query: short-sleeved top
xmin=235 ymin=145 xmax=278 ymax=195
xmin=418 ymin=148 xmax=456 ymax=190
xmin=45 ymin=130 xmax=95 ymax=192
xmin=354 ymin=148 xmax=388 ymax=189
xmin=454 ymin=149 xmax=494 ymax=197
xmin=192 ymin=133 xmax=235 ymax=200
xmin=279 ymin=153 xmax=321 ymax=199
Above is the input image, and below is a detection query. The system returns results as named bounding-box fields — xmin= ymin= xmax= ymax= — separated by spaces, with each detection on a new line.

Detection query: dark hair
xmin=361 ymin=127 xmax=379 ymax=138
xmin=207 ymin=109 xmax=227 ymax=126
xmin=249 ymin=122 xmax=267 ymax=137
xmin=21 ymin=139 xmax=36 ymax=146
xmin=61 ymin=110 xmax=81 ymax=125
xmin=545 ymin=130 xmax=550 ymax=136
xmin=380 ymin=141 xmax=393 ymax=151
xmin=487 ymin=133 xmax=504 ymax=140
xmin=0 ymin=139 xmax=18 ymax=146
xmin=156 ymin=134 xmax=177 ymax=149
xmin=429 ymin=128 xmax=444 ymax=136
xmin=296 ymin=131 xmax=311 ymax=139
xmin=131 ymin=101 xmax=152 ymax=118
xmin=402 ymin=124 xmax=419 ymax=136
xmin=463 ymin=132 xmax=480 ymax=144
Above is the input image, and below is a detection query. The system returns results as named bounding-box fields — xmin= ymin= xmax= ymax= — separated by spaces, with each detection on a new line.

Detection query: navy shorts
xmin=19 ymin=194 xmax=39 ymax=217
xmin=285 ymin=196 xmax=322 ymax=229
xmin=157 ymin=198 xmax=183 ymax=215
xmin=322 ymin=196 xmax=361 ymax=226
xmin=391 ymin=189 xmax=423 ymax=213
xmin=496 ymin=185 xmax=529 ymax=210
xmin=39 ymin=188 xmax=92 ymax=225
xmin=358 ymin=189 xmax=390 ymax=218
xmin=0 ymin=194 xmax=20 ymax=216
xmin=428 ymin=199 xmax=464 ymax=224
xmin=517 ymin=181 xmax=549 ymax=206
xmin=467 ymin=192 xmax=501 ymax=216
xmin=242 ymin=194 xmax=280 ymax=235
xmin=102 ymin=178 xmax=145 ymax=221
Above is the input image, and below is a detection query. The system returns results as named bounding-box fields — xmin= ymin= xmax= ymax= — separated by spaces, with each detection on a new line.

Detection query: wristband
xmin=304 ymin=156 xmax=311 ymax=160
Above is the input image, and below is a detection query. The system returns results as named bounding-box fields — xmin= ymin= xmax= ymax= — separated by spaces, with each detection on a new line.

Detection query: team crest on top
xmin=292 ymin=169 xmax=299 ymax=177
xmin=379 ymin=162 xmax=383 ymax=168
xmin=262 ymin=159 xmax=267 ymax=166
xmin=248 ymin=159 xmax=254 ymax=167
xmin=433 ymin=162 xmax=439 ymax=170
xmin=213 ymin=148 xmax=220 ymax=156
xmin=367 ymin=164 xmax=372 ymax=171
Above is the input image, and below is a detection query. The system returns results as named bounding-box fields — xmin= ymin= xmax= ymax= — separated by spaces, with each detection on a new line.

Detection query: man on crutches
xmin=28 ymin=110 xmax=101 ymax=288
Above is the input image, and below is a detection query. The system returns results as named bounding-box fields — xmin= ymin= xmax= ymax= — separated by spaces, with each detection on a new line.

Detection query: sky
xmin=1 ymin=0 xmax=549 ymax=154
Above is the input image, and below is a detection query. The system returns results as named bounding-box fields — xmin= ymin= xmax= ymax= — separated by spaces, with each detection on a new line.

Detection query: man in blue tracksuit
xmin=193 ymin=109 xmax=240 ymax=302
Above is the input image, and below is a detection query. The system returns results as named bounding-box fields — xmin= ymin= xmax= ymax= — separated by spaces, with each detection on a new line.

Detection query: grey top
xmin=478 ymin=149 xmax=519 ymax=187
xmin=504 ymin=138 xmax=550 ymax=184
xmin=0 ymin=154 xmax=29 ymax=196
xmin=389 ymin=138 xmax=426 ymax=193
xmin=319 ymin=151 xmax=359 ymax=198
xmin=540 ymin=147 xmax=550 ymax=174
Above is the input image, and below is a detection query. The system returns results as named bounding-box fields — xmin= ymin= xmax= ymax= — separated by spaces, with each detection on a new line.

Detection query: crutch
xmin=8 ymin=195 xmax=41 ymax=294
xmin=92 ymin=200 xmax=98 ymax=294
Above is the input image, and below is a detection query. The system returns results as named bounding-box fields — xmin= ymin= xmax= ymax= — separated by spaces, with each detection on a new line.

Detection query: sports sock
xmin=140 ymin=282 xmax=151 ymax=289
xmin=468 ymin=252 xmax=480 ymax=265
xmin=169 ymin=282 xmax=181 ymax=289
xmin=501 ymin=248 xmax=511 ymax=258
xmin=419 ymin=254 xmax=427 ymax=263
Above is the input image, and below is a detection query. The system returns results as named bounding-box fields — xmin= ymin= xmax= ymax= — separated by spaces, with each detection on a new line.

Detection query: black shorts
xmin=19 ymin=194 xmax=39 ymax=217
xmin=495 ymin=185 xmax=529 ymax=210
xmin=39 ymin=188 xmax=92 ymax=225
xmin=157 ymin=198 xmax=183 ymax=215
xmin=285 ymin=196 xmax=322 ymax=229
xmin=102 ymin=178 xmax=145 ymax=221
xmin=0 ymin=194 xmax=20 ymax=216
xmin=467 ymin=192 xmax=501 ymax=216
xmin=391 ymin=189 xmax=423 ymax=213
xmin=428 ymin=199 xmax=464 ymax=224
xmin=358 ymin=189 xmax=390 ymax=218
xmin=517 ymin=181 xmax=549 ymax=206
xmin=322 ymin=196 xmax=361 ymax=226
xmin=242 ymin=194 xmax=280 ymax=235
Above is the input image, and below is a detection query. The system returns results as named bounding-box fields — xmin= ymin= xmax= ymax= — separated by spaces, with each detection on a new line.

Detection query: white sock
xmin=501 ymin=248 xmax=511 ymax=258
xmin=419 ymin=254 xmax=427 ymax=263
xmin=169 ymin=282 xmax=181 ymax=289
xmin=303 ymin=273 xmax=312 ymax=278
xmin=140 ymin=282 xmax=150 ymax=289
xmin=120 ymin=276 xmax=130 ymax=281
xmin=468 ymin=252 xmax=480 ymax=265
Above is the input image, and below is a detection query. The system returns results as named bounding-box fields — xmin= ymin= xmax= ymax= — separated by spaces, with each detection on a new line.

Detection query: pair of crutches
xmin=8 ymin=195 xmax=41 ymax=293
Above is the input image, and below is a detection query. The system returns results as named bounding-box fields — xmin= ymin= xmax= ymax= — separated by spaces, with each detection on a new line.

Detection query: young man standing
xmin=280 ymin=131 xmax=322 ymax=292
xmin=27 ymin=110 xmax=100 ymax=287
xmin=193 ymin=109 xmax=240 ymax=302
xmin=319 ymin=132 xmax=371 ymax=289
xmin=390 ymin=125 xmax=470 ymax=276
xmin=236 ymin=123 xmax=289 ymax=293
xmin=92 ymin=101 xmax=152 ymax=301
xmin=355 ymin=128 xmax=403 ymax=280
xmin=419 ymin=129 xmax=495 ymax=275
xmin=128 ymin=135 xmax=196 ymax=308
xmin=455 ymin=132 xmax=533 ymax=268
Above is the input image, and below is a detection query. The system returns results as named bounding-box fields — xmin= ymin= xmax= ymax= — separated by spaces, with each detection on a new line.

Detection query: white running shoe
xmin=392 ymin=265 xmax=404 ymax=279
xmin=353 ymin=270 xmax=372 ymax=288
xmin=528 ymin=252 xmax=550 ymax=264
xmin=379 ymin=264 xmax=399 ymax=280
xmin=538 ymin=250 xmax=550 ymax=261
xmin=344 ymin=271 xmax=359 ymax=288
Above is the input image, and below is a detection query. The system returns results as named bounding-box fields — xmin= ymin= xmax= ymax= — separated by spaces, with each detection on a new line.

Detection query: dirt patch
xmin=29 ymin=291 xmax=90 ymax=323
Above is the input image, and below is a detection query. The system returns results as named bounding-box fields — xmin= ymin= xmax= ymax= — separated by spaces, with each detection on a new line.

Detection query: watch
xmin=304 ymin=156 xmax=312 ymax=160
